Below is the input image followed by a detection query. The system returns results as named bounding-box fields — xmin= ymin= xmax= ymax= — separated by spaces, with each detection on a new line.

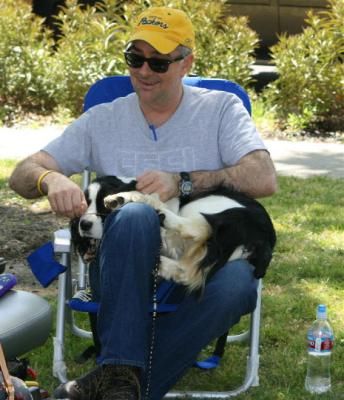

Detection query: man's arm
xmin=9 ymin=151 xmax=87 ymax=218
xmin=191 ymin=150 xmax=277 ymax=198
xmin=136 ymin=150 xmax=277 ymax=201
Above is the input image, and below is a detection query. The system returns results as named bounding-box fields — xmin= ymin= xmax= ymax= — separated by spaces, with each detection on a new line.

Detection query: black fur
xmin=72 ymin=176 xmax=276 ymax=281
xmin=70 ymin=175 xmax=276 ymax=365
xmin=192 ymin=187 xmax=276 ymax=280
xmin=70 ymin=176 xmax=136 ymax=260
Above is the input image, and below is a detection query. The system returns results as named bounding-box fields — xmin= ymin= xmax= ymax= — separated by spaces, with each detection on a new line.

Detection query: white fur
xmin=77 ymin=178 xmax=274 ymax=291
xmin=228 ymin=245 xmax=251 ymax=261
xmin=79 ymin=182 xmax=103 ymax=239
xmin=118 ymin=176 xmax=136 ymax=183
xmin=179 ymin=195 xmax=243 ymax=218
xmin=104 ymin=191 xmax=230 ymax=290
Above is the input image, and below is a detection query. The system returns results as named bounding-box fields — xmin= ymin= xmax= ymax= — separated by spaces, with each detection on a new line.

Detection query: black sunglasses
xmin=124 ymin=51 xmax=185 ymax=73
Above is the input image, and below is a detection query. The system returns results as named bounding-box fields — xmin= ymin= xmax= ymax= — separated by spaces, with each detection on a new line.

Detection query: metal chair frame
xmin=52 ymin=75 xmax=262 ymax=398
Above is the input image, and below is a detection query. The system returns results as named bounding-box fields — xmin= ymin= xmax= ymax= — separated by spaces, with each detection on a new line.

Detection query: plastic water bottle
xmin=305 ymin=304 xmax=334 ymax=394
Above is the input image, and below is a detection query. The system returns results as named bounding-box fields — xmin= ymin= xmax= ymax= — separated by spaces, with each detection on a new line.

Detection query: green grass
xmin=1 ymin=160 xmax=344 ymax=399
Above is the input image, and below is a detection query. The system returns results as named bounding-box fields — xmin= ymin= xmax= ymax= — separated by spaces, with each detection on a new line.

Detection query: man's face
xmin=127 ymin=40 xmax=193 ymax=108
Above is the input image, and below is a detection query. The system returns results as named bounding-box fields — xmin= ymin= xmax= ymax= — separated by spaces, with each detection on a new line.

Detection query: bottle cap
xmin=317 ymin=304 xmax=327 ymax=319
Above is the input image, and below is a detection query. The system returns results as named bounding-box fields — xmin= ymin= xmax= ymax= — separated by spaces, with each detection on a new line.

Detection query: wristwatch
xmin=179 ymin=172 xmax=193 ymax=198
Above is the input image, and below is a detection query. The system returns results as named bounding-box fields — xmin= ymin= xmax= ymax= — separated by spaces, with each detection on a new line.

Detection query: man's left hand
xmin=136 ymin=171 xmax=179 ymax=202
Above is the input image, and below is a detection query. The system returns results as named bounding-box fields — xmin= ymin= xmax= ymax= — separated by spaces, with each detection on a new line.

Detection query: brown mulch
xmin=0 ymin=196 xmax=68 ymax=295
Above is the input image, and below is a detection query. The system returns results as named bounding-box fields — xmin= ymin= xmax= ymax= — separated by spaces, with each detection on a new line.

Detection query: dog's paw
xmin=158 ymin=256 xmax=183 ymax=282
xmin=158 ymin=209 xmax=183 ymax=230
xmin=104 ymin=194 xmax=125 ymax=210
xmin=159 ymin=256 xmax=205 ymax=292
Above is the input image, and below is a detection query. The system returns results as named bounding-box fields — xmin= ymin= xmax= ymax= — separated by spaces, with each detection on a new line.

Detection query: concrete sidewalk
xmin=264 ymin=139 xmax=344 ymax=179
xmin=1 ymin=126 xmax=343 ymax=179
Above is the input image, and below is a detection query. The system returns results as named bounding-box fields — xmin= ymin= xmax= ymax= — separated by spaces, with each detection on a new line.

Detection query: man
xmin=10 ymin=6 xmax=277 ymax=400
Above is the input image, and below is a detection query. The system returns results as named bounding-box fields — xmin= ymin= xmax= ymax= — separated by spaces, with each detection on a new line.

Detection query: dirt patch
xmin=0 ymin=198 xmax=69 ymax=296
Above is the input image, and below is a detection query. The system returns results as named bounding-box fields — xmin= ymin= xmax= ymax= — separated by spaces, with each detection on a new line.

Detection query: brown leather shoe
xmin=53 ymin=365 xmax=141 ymax=400
xmin=99 ymin=365 xmax=141 ymax=400
xmin=53 ymin=365 xmax=103 ymax=399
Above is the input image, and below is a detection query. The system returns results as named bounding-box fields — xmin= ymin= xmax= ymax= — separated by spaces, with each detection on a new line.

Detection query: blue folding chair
xmin=52 ymin=75 xmax=262 ymax=398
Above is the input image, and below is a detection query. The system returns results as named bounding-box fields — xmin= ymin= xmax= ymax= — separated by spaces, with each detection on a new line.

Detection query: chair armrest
xmin=54 ymin=229 xmax=71 ymax=254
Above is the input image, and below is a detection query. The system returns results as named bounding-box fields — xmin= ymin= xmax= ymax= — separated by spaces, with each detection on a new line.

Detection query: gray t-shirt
xmin=44 ymin=84 xmax=266 ymax=177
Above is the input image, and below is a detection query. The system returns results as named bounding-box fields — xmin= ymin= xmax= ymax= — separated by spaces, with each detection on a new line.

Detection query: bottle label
xmin=307 ymin=336 xmax=334 ymax=352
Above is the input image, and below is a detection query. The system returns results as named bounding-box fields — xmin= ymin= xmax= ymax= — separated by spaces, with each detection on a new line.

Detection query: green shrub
xmin=145 ymin=0 xmax=259 ymax=86
xmin=52 ymin=0 xmax=258 ymax=116
xmin=0 ymin=0 xmax=258 ymax=120
xmin=102 ymin=0 xmax=259 ymax=86
xmin=265 ymin=0 xmax=344 ymax=132
xmin=51 ymin=0 xmax=130 ymax=115
xmin=0 ymin=0 xmax=58 ymax=121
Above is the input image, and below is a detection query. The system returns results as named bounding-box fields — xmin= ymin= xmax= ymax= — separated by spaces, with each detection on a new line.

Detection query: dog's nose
xmin=80 ymin=219 xmax=93 ymax=232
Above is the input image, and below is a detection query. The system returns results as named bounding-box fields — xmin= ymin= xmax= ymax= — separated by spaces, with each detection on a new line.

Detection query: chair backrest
xmin=83 ymin=75 xmax=251 ymax=115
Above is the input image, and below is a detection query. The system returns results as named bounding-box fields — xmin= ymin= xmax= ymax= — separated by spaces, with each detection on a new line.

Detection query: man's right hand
xmin=9 ymin=150 xmax=87 ymax=219
xmin=43 ymin=172 xmax=87 ymax=218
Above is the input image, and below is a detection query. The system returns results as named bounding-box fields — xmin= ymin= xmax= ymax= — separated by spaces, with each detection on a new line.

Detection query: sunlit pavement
xmin=1 ymin=126 xmax=343 ymax=179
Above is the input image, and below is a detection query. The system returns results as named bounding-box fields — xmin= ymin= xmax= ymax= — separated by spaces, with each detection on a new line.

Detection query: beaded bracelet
xmin=37 ymin=170 xmax=54 ymax=196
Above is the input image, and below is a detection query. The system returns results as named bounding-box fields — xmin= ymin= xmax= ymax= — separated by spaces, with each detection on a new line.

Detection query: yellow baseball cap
xmin=127 ymin=7 xmax=195 ymax=54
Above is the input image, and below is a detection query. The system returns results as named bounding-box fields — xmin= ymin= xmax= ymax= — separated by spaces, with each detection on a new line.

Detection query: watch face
xmin=181 ymin=181 xmax=193 ymax=195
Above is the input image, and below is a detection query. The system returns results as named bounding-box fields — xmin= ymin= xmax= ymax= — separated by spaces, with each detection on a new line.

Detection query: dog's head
xmin=70 ymin=175 xmax=136 ymax=262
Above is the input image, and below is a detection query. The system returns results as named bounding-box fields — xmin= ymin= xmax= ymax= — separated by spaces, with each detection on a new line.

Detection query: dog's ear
xmin=70 ymin=217 xmax=82 ymax=256
xmin=70 ymin=218 xmax=80 ymax=242
xmin=70 ymin=217 xmax=92 ymax=259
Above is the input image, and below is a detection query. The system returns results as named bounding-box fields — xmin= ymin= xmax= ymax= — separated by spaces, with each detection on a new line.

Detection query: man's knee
xmin=207 ymin=260 xmax=258 ymax=314
xmin=104 ymin=202 xmax=160 ymax=233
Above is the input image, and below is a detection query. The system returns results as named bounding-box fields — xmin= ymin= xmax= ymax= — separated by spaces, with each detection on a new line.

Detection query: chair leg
xmin=53 ymin=255 xmax=95 ymax=382
xmin=53 ymin=253 xmax=70 ymax=383
xmin=246 ymin=279 xmax=262 ymax=387
xmin=165 ymin=280 xmax=263 ymax=398
xmin=69 ymin=258 xmax=93 ymax=340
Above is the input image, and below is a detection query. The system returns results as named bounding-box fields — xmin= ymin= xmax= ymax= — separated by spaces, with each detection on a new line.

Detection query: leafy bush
xmin=50 ymin=0 xmax=130 ymax=115
xmin=0 ymin=0 xmax=59 ymax=122
xmin=265 ymin=0 xmax=344 ymax=132
xmin=0 ymin=0 xmax=258 ymax=120
xmin=143 ymin=0 xmax=258 ymax=86
xmin=51 ymin=0 xmax=258 ymax=115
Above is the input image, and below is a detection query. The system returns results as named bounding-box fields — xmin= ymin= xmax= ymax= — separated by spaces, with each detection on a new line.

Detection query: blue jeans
xmin=90 ymin=203 xmax=258 ymax=400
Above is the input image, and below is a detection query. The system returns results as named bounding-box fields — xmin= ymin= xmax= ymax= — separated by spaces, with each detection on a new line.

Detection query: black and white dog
xmin=70 ymin=176 xmax=136 ymax=263
xmin=71 ymin=175 xmax=276 ymax=292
